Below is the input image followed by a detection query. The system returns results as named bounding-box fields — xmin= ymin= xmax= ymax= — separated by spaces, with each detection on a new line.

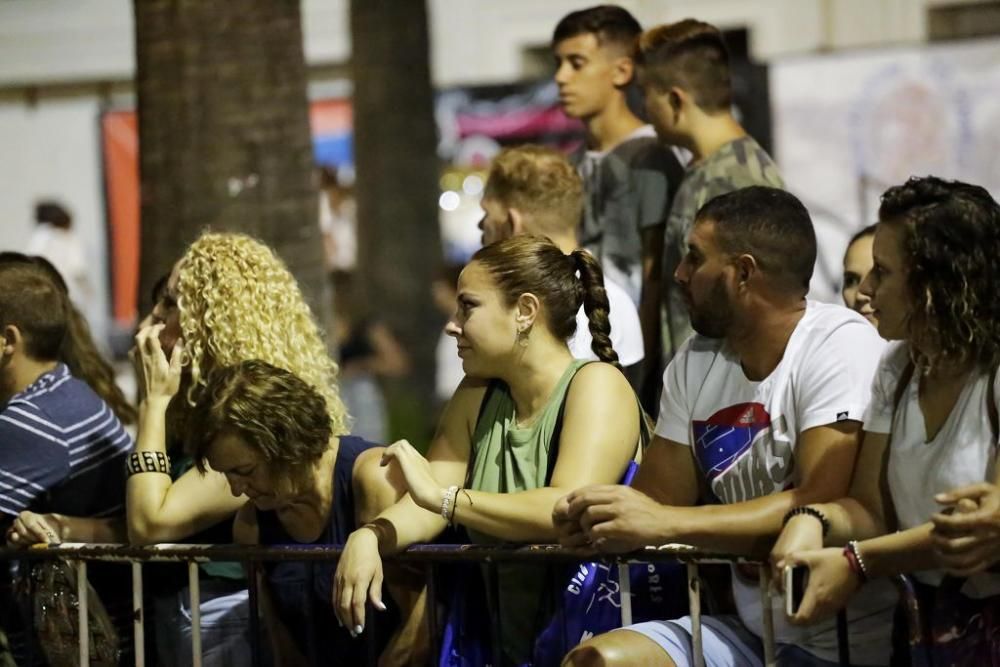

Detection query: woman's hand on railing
xmin=782 ymin=547 xmax=861 ymax=625
xmin=134 ymin=323 xmax=184 ymax=406
xmin=931 ymin=482 xmax=1000 ymax=576
xmin=379 ymin=440 xmax=443 ymax=514
xmin=333 ymin=526 xmax=387 ymax=638
xmin=769 ymin=513 xmax=824 ymax=590
xmin=6 ymin=511 xmax=64 ymax=546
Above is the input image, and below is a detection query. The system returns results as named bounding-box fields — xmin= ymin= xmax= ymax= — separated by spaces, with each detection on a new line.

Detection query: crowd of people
xmin=1 ymin=4 xmax=999 ymax=667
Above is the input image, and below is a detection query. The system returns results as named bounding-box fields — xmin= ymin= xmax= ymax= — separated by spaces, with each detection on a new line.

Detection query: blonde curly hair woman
xmin=170 ymin=232 xmax=347 ymax=434
xmin=129 ymin=231 xmax=350 ymax=544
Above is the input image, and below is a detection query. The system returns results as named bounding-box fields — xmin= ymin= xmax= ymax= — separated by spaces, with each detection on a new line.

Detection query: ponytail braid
xmin=572 ymin=250 xmax=620 ymax=368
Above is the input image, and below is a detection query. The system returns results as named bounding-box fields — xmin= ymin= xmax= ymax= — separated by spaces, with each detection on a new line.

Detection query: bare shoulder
xmin=448 ymin=376 xmax=490 ymax=411
xmin=567 ymin=362 xmax=633 ymax=402
xmin=352 ymin=445 xmax=406 ymax=521
xmin=562 ymin=363 xmax=640 ymax=443
xmin=353 ymin=446 xmax=386 ymax=478
xmin=439 ymin=375 xmax=491 ymax=436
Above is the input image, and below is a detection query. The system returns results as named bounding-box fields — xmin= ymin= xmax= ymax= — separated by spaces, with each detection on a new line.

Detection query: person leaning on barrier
xmin=8 ymin=232 xmax=361 ymax=665
xmin=479 ymin=144 xmax=646 ymax=388
xmin=333 ymin=234 xmax=643 ymax=666
xmin=181 ymin=359 xmax=406 ymax=666
xmin=557 ymin=186 xmax=897 ymax=667
xmin=0 ymin=263 xmax=133 ymax=661
xmin=773 ymin=177 xmax=1000 ymax=661
xmin=125 ymin=232 xmax=367 ymax=665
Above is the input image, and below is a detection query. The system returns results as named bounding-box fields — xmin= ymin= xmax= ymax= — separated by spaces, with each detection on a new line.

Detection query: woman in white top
xmin=771 ymin=176 xmax=1000 ymax=659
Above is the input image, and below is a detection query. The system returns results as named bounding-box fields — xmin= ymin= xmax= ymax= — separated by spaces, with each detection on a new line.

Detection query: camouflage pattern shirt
xmin=661 ymin=135 xmax=784 ymax=361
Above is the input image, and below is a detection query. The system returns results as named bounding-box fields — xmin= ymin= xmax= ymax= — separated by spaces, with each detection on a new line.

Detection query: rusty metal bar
xmin=4 ymin=542 xmax=760 ymax=565
xmin=760 ymin=565 xmax=775 ymax=667
xmin=486 ymin=561 xmax=503 ymax=664
xmin=2 ymin=542 xmax=785 ymax=667
xmin=425 ymin=563 xmax=440 ymax=665
xmin=132 ymin=561 xmax=144 ymax=667
xmin=618 ymin=563 xmax=632 ymax=626
xmin=688 ymin=562 xmax=704 ymax=667
xmin=77 ymin=560 xmax=89 ymax=667
xmin=189 ymin=562 xmax=202 ymax=666
xmin=837 ymin=609 xmax=850 ymax=666
xmin=247 ymin=561 xmax=261 ymax=667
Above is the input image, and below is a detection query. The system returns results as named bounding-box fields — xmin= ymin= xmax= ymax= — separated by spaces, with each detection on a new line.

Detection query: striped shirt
xmin=0 ymin=363 xmax=132 ymax=517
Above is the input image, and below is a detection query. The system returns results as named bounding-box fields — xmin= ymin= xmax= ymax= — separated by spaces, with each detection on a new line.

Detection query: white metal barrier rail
xmin=0 ymin=543 xmax=785 ymax=667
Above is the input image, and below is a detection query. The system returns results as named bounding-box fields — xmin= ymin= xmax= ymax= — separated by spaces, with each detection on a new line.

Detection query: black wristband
xmin=783 ymin=506 xmax=830 ymax=536
xmin=125 ymin=451 xmax=171 ymax=477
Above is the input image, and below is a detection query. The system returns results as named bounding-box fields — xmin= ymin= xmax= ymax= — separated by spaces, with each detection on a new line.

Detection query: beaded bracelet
xmin=782 ymin=506 xmax=831 ymax=537
xmin=125 ymin=451 xmax=171 ymax=477
xmin=441 ymin=485 xmax=459 ymax=522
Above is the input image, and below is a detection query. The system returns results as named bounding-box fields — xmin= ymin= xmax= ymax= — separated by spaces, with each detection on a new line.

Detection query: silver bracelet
xmin=441 ymin=485 xmax=459 ymax=522
xmin=846 ymin=540 xmax=870 ymax=581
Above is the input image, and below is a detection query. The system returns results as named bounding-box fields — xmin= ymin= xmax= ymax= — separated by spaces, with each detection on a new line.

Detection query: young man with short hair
xmin=553 ymin=6 xmax=683 ymax=391
xmin=636 ymin=19 xmax=785 ymax=366
xmin=0 ymin=263 xmax=133 ymax=661
xmin=479 ymin=144 xmax=644 ymax=385
xmin=0 ymin=263 xmax=131 ymax=526
xmin=556 ymin=187 xmax=896 ymax=666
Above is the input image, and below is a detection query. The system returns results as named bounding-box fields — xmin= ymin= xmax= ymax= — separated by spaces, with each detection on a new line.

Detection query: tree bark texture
xmin=350 ymin=0 xmax=442 ymax=441
xmin=134 ymin=0 xmax=328 ymax=320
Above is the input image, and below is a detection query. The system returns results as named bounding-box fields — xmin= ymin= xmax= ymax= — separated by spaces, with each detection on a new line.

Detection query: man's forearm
xmin=662 ymin=489 xmax=831 ymax=556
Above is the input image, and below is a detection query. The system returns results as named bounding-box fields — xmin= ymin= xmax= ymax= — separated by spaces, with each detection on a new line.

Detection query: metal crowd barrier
xmin=0 ymin=542 xmax=791 ymax=667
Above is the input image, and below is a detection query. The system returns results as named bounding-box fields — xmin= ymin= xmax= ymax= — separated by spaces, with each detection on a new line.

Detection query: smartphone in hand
xmin=784 ymin=564 xmax=808 ymax=616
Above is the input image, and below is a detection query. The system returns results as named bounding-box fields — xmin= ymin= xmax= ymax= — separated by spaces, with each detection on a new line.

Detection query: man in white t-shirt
xmin=556 ymin=186 xmax=895 ymax=666
xmin=478 ymin=145 xmax=645 ymax=387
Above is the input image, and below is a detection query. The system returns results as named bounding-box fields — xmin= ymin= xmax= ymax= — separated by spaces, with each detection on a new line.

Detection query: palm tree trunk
xmin=134 ymin=0 xmax=327 ymax=320
xmin=350 ymin=0 xmax=442 ymax=443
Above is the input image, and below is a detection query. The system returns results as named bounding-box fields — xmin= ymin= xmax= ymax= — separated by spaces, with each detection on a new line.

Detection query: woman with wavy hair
xmin=771 ymin=177 xmax=1000 ymax=661
xmin=172 ymin=359 xmax=403 ymax=665
xmin=334 ymin=234 xmax=643 ymax=665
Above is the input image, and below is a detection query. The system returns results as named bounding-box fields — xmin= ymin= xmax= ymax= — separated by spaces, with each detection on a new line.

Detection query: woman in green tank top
xmin=333 ymin=235 xmax=643 ymax=664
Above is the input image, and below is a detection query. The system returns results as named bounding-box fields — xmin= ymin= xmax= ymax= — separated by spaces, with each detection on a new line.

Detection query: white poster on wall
xmin=771 ymin=37 xmax=1000 ymax=303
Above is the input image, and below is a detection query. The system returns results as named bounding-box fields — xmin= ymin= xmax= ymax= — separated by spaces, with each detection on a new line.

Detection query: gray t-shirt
xmin=574 ymin=125 xmax=683 ymax=306
xmin=661 ymin=135 xmax=784 ymax=362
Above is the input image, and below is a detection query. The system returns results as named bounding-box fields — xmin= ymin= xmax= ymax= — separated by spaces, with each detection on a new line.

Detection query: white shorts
xmin=624 ymin=615 xmax=843 ymax=667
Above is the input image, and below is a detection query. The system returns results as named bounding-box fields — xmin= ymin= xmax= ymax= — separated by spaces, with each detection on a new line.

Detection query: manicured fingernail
xmin=376 ymin=601 xmax=386 ymax=611
xmin=354 ymin=624 xmax=363 ymax=635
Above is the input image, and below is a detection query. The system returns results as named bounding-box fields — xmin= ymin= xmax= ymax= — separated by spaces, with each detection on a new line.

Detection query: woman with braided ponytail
xmin=334 ymin=234 xmax=643 ymax=665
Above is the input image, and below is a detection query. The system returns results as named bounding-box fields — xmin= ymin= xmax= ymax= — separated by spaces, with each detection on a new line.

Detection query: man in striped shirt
xmin=0 ymin=263 xmax=131 ymax=529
